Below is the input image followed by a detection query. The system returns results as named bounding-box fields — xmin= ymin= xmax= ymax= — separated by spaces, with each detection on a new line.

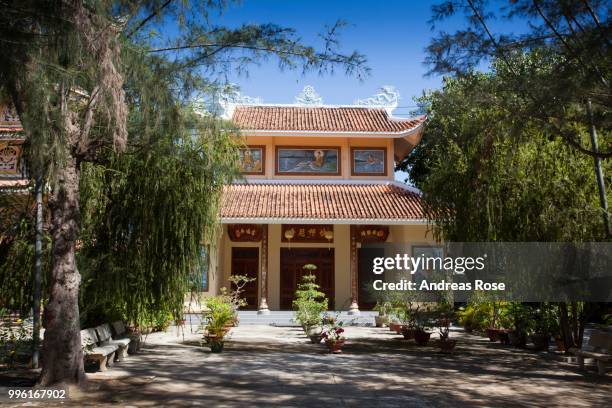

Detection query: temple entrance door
xmin=231 ymin=247 xmax=259 ymax=310
xmin=280 ymin=248 xmax=335 ymax=310
xmin=358 ymin=247 xmax=386 ymax=310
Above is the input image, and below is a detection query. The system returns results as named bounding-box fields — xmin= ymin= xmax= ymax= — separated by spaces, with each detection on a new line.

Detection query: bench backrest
xmin=112 ymin=321 xmax=126 ymax=336
xmin=80 ymin=328 xmax=99 ymax=348
xmin=588 ymin=332 xmax=612 ymax=353
xmin=95 ymin=324 xmax=113 ymax=343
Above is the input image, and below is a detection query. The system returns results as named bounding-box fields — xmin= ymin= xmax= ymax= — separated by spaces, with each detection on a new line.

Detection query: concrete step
xmin=185 ymin=311 xmax=379 ymax=326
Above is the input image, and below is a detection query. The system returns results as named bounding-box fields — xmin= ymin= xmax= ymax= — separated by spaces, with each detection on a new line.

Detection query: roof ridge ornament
xmin=217 ymin=85 xmax=263 ymax=119
xmin=354 ymin=85 xmax=400 ymax=114
xmin=295 ymin=85 xmax=323 ymax=106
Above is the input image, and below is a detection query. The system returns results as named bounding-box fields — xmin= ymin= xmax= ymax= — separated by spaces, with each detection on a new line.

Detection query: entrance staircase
xmin=185 ymin=311 xmax=379 ymax=326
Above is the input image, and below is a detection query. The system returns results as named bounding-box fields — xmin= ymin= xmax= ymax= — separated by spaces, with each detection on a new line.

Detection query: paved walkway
xmin=5 ymin=325 xmax=612 ymax=407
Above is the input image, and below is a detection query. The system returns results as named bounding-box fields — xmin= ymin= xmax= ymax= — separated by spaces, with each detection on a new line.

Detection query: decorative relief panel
xmin=227 ymin=224 xmax=262 ymax=242
xmin=0 ymin=143 xmax=21 ymax=174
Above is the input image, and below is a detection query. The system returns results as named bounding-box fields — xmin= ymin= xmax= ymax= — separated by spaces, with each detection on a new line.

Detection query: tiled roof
xmin=0 ymin=103 xmax=24 ymax=138
xmin=231 ymin=106 xmax=425 ymax=134
xmin=220 ymin=182 xmax=424 ymax=221
xmin=0 ymin=179 xmax=29 ymax=189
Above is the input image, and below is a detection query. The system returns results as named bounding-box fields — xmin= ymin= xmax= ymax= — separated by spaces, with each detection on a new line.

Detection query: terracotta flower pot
xmin=401 ymin=327 xmax=415 ymax=340
xmin=508 ymin=330 xmax=527 ymax=348
xmin=389 ymin=322 xmax=400 ymax=332
xmin=438 ymin=339 xmax=457 ymax=353
xmin=395 ymin=324 xmax=406 ymax=335
xmin=497 ymin=330 xmax=510 ymax=345
xmin=486 ymin=328 xmax=499 ymax=342
xmin=209 ymin=341 xmax=224 ymax=353
xmin=414 ymin=330 xmax=431 ymax=346
xmin=326 ymin=339 xmax=345 ymax=354
xmin=205 ymin=335 xmax=224 ymax=353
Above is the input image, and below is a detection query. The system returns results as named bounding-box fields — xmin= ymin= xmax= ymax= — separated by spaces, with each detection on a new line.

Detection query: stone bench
xmin=570 ymin=331 xmax=612 ymax=375
xmin=112 ymin=321 xmax=141 ymax=354
xmin=95 ymin=323 xmax=131 ymax=362
xmin=80 ymin=328 xmax=118 ymax=372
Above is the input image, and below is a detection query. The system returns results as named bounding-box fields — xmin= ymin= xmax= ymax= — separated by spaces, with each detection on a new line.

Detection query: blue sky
xmin=213 ymin=0 xmax=453 ymax=116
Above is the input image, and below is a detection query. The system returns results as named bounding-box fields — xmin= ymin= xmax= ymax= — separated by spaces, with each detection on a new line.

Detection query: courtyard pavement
xmin=4 ymin=325 xmax=612 ymax=407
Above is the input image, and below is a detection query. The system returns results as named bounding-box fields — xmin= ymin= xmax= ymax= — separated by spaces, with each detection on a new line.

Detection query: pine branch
xmin=126 ymin=0 xmax=174 ymax=39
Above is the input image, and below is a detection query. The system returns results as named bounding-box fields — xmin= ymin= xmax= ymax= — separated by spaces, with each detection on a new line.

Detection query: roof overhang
xmin=237 ymin=123 xmax=424 ymax=139
xmin=220 ymin=217 xmax=427 ymax=225
xmin=394 ymin=124 xmax=425 ymax=161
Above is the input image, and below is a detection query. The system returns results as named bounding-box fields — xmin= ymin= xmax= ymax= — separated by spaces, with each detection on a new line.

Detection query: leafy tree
xmin=0 ymin=0 xmax=367 ymax=385
xmin=426 ymin=0 xmax=609 ymax=152
xmin=402 ymin=55 xmax=610 ymax=350
xmin=425 ymin=0 xmax=610 ymax=236
xmin=403 ymin=59 xmax=609 ymax=242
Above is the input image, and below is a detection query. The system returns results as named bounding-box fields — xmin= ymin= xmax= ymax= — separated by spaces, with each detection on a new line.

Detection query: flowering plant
xmin=321 ymin=323 xmax=345 ymax=344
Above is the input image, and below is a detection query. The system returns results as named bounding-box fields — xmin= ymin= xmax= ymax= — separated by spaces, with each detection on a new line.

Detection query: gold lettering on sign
xmin=227 ymin=224 xmax=263 ymax=242
xmin=353 ymin=225 xmax=389 ymax=243
xmin=281 ymin=225 xmax=334 ymax=243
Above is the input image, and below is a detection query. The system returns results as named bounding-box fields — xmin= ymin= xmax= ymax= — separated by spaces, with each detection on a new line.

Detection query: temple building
xmin=206 ymin=86 xmax=436 ymax=314
xmin=0 ymin=86 xmax=438 ymax=314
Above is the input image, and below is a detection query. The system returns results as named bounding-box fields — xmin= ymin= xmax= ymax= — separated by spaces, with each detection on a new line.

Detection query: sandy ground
xmin=1 ymin=325 xmax=611 ymax=407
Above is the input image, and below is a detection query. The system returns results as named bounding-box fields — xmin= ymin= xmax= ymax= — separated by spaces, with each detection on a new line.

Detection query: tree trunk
xmin=39 ymin=157 xmax=85 ymax=386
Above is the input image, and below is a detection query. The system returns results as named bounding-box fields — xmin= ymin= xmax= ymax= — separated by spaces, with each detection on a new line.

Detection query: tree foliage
xmin=401 ymin=55 xmax=610 ymax=242
xmin=426 ymin=0 xmax=610 ymax=158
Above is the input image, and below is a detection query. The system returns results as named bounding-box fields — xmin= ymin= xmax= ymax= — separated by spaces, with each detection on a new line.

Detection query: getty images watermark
xmin=365 ymin=242 xmax=612 ymax=302
xmin=372 ymin=253 xmax=506 ymax=291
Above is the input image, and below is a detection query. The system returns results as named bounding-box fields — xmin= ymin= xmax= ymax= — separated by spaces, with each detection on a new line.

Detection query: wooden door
xmin=358 ymin=247 xmax=386 ymax=310
xmin=231 ymin=247 xmax=259 ymax=310
xmin=280 ymin=248 xmax=334 ymax=310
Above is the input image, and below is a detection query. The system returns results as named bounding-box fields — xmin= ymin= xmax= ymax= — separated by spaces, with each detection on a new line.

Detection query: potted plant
xmin=436 ymin=304 xmax=457 ymax=353
xmin=507 ymin=303 xmax=530 ymax=348
xmin=321 ymin=322 xmax=346 ymax=353
xmin=397 ymin=306 xmax=416 ymax=339
xmin=413 ymin=305 xmax=434 ymax=346
xmin=292 ymin=270 xmax=328 ymax=343
xmin=373 ymin=302 xmax=391 ymax=327
xmin=484 ymin=301 xmax=505 ymax=341
xmin=202 ymin=295 xmax=235 ymax=353
xmin=530 ymin=303 xmax=557 ymax=351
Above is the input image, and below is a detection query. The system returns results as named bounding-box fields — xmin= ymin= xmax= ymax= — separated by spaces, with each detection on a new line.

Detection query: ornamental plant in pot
xmin=507 ymin=303 xmax=531 ymax=348
xmin=397 ymin=305 xmax=416 ymax=339
xmin=530 ymin=303 xmax=558 ymax=351
xmin=321 ymin=322 xmax=346 ymax=353
xmin=373 ymin=301 xmax=392 ymax=328
xmin=413 ymin=305 xmax=434 ymax=346
xmin=293 ymin=268 xmax=328 ymax=344
xmin=202 ymin=295 xmax=235 ymax=353
xmin=436 ymin=304 xmax=457 ymax=353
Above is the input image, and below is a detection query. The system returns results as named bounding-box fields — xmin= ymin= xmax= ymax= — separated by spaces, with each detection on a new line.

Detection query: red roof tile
xmin=231 ymin=106 xmax=425 ymax=133
xmin=0 ymin=179 xmax=29 ymax=189
xmin=220 ymin=182 xmax=424 ymax=221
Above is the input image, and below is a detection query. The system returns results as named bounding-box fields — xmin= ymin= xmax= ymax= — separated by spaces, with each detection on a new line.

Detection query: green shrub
xmin=293 ymin=273 xmax=328 ymax=331
xmin=202 ymin=295 xmax=235 ymax=338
